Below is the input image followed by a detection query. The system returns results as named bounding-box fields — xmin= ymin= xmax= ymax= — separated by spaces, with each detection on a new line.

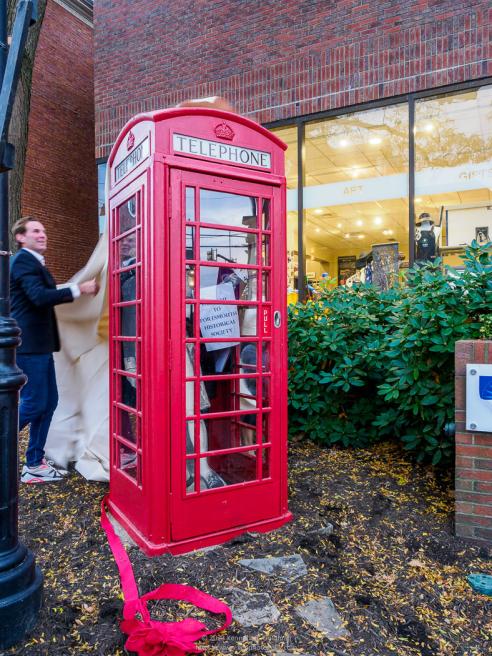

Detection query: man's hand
xmin=78 ymin=278 xmax=99 ymax=295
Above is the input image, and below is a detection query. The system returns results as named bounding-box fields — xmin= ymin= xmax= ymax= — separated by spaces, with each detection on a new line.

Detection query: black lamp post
xmin=0 ymin=1 xmax=42 ymax=649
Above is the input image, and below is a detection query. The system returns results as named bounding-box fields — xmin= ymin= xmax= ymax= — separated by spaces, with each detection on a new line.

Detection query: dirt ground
xmin=2 ymin=439 xmax=491 ymax=656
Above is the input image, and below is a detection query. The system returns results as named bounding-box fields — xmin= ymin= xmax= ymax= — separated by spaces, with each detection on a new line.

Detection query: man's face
xmin=17 ymin=220 xmax=48 ymax=254
xmin=121 ymin=233 xmax=136 ymax=261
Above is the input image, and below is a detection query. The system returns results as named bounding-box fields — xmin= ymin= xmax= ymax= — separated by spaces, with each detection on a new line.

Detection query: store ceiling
xmin=273 ymin=86 xmax=492 ymax=253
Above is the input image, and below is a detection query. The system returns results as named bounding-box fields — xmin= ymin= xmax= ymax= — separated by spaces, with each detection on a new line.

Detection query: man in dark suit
xmin=10 ymin=217 xmax=98 ymax=483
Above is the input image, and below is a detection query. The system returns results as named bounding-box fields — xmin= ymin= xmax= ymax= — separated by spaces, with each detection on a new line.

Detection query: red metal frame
xmin=107 ymin=108 xmax=291 ymax=554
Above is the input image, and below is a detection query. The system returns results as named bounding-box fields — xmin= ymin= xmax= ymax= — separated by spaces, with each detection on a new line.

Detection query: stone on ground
xmin=238 ymin=554 xmax=307 ymax=581
xmin=295 ymin=597 xmax=349 ymax=639
xmin=224 ymin=587 xmax=281 ymax=627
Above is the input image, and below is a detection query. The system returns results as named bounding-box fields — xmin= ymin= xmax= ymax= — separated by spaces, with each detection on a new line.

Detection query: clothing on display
xmin=415 ymin=213 xmax=438 ymax=263
xmin=345 ymin=252 xmax=373 ymax=287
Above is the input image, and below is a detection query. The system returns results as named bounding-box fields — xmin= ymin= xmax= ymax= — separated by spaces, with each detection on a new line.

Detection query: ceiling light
xmin=415 ymin=197 xmax=422 ymax=204
xmin=369 ymin=137 xmax=382 ymax=145
xmin=374 ymin=216 xmax=382 ymax=225
xmin=351 ymin=167 xmax=359 ymax=178
xmin=424 ymin=123 xmax=434 ymax=133
xmin=315 ymin=228 xmax=321 ymax=233
xmin=339 ymin=139 xmax=350 ymax=147
xmin=344 ymin=233 xmax=351 ymax=239
xmin=356 ymin=219 xmax=363 ymax=227
xmin=314 ymin=208 xmax=324 ymax=215
xmin=337 ymin=223 xmax=342 ymax=229
xmin=357 ymin=234 xmax=364 ymax=239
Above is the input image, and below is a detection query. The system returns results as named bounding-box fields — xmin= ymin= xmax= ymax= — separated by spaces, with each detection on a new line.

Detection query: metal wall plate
xmin=466 ymin=363 xmax=492 ymax=432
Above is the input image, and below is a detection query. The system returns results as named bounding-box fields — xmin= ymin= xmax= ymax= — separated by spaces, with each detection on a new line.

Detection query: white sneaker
xmin=41 ymin=458 xmax=69 ymax=476
xmin=21 ymin=460 xmax=64 ymax=484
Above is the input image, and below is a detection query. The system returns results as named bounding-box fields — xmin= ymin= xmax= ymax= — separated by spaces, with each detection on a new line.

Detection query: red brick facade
xmin=455 ymin=340 xmax=492 ymax=543
xmin=94 ymin=0 xmax=492 ymax=159
xmin=22 ymin=0 xmax=98 ymax=281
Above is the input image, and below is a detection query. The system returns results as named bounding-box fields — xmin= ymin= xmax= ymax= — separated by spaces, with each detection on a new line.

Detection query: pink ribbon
xmin=101 ymin=496 xmax=232 ymax=655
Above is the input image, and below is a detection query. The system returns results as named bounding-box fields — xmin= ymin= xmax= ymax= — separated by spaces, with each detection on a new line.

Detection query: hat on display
xmin=416 ymin=212 xmax=435 ymax=227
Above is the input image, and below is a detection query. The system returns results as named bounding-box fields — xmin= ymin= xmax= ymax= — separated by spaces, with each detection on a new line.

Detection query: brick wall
xmin=455 ymin=340 xmax=492 ymax=543
xmin=94 ymin=0 xmax=492 ymax=158
xmin=21 ymin=0 xmax=98 ymax=281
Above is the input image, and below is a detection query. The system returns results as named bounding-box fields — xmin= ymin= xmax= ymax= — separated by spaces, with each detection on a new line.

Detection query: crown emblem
xmin=126 ymin=131 xmax=135 ymax=150
xmin=214 ymin=122 xmax=234 ymax=141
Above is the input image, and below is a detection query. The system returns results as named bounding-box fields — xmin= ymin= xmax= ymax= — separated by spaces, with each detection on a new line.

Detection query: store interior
xmin=274 ymin=85 xmax=492 ymax=292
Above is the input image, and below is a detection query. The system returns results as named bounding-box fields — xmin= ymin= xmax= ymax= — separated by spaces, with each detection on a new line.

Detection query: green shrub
xmin=287 ymin=242 xmax=492 ymax=464
xmin=479 ymin=314 xmax=492 ymax=339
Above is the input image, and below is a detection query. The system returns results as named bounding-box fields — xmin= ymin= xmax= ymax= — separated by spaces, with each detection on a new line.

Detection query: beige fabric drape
xmin=45 ymin=229 xmax=111 ymax=481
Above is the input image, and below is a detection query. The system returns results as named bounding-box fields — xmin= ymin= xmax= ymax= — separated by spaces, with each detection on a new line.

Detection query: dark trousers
xmin=17 ymin=353 xmax=59 ymax=467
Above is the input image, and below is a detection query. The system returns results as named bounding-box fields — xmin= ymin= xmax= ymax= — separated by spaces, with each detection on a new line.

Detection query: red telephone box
xmin=106 ymin=107 xmax=291 ymax=554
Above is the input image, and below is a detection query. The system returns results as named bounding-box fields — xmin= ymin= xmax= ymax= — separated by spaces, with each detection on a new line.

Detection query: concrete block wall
xmin=455 ymin=340 xmax=492 ymax=543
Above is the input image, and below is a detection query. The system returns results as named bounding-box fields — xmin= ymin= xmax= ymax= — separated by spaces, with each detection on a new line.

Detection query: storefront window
xmin=415 ymin=85 xmax=492 ymax=268
xmin=304 ymin=104 xmax=409 ymax=289
xmin=270 ymin=126 xmax=298 ymax=297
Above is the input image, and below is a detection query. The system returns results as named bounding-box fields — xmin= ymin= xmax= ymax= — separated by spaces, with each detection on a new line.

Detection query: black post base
xmin=0 ymin=545 xmax=43 ymax=648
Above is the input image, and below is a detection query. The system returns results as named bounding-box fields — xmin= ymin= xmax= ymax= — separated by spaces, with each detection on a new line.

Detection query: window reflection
xmin=262 ymin=448 xmax=270 ymax=478
xmin=119 ymin=408 xmax=137 ymax=444
xmin=118 ymin=358 xmax=137 ymax=409
xmin=415 ymin=85 xmax=492 ymax=268
xmin=200 ymin=228 xmax=257 ymax=266
xmin=119 ymin=196 xmax=137 ymax=234
xmin=186 ymin=226 xmax=195 ymax=260
xmin=186 ymin=187 xmax=195 ymax=221
xmin=262 ymin=199 xmax=271 ymax=230
xmin=200 ymin=189 xmax=257 ymax=228
xmin=117 ymin=442 xmax=138 ymax=480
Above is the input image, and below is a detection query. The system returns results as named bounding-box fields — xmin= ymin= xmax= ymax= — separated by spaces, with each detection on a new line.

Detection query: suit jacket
xmin=10 ymin=249 xmax=74 ymax=354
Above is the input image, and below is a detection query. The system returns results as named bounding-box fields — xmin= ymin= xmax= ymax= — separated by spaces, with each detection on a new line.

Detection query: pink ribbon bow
xmin=121 ymin=617 xmax=207 ymax=656
xmin=101 ymin=497 xmax=232 ymax=656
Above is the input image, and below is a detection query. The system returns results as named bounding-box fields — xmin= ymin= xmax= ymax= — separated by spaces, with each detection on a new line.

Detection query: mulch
xmin=2 ymin=438 xmax=491 ymax=656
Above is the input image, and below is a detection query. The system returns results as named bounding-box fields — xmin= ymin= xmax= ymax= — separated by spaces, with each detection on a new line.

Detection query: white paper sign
xmin=200 ymin=282 xmax=240 ymax=351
